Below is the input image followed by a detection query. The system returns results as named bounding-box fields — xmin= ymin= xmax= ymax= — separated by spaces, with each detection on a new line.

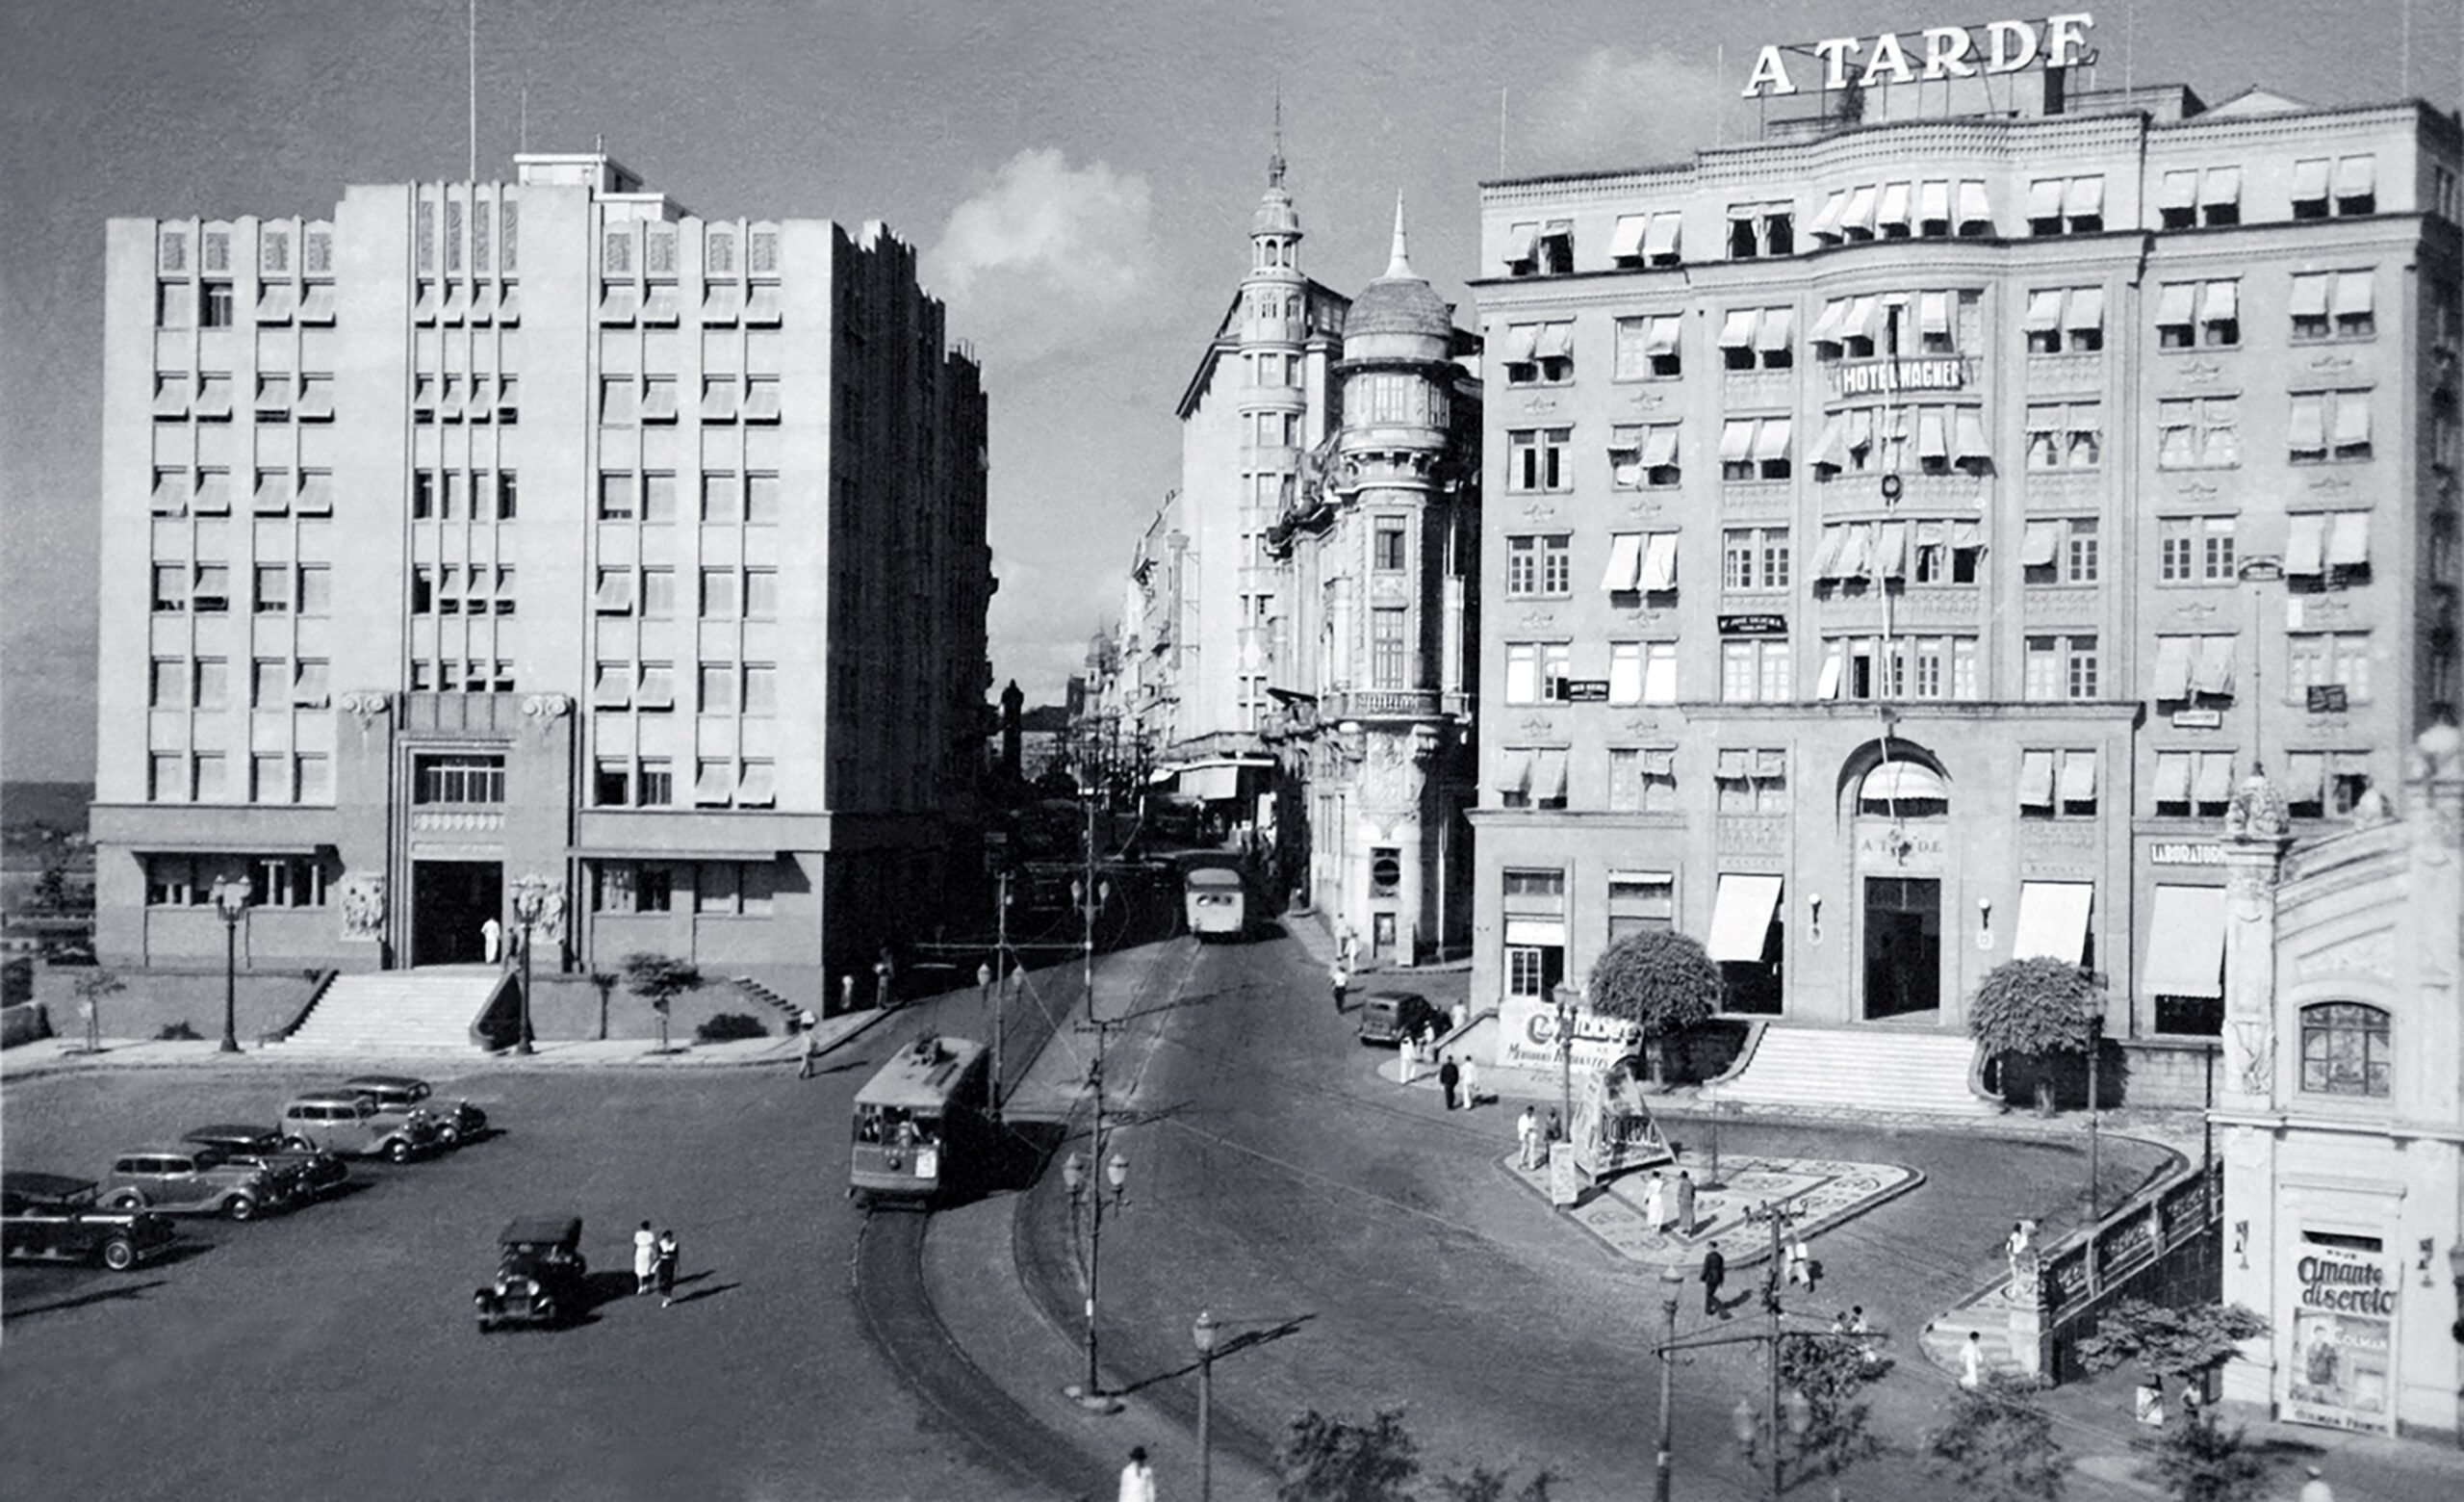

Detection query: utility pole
xmin=1656 ymin=1265 xmax=1684 ymax=1502
xmin=1082 ymin=794 xmax=1098 ymax=1024
xmin=991 ymin=868 xmax=1010 ymax=1120
xmin=1767 ymin=1208 xmax=1785 ymax=1502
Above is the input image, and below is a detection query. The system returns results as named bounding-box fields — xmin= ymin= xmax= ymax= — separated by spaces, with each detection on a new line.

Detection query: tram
xmin=1182 ymin=866 xmax=1247 ymax=941
xmin=849 ymin=1033 xmax=992 ymax=1206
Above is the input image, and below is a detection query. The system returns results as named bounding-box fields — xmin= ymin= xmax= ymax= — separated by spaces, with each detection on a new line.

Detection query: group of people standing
xmin=632 ymin=1221 xmax=681 ymax=1308
xmin=1399 ymin=1029 xmax=1483 ymax=1109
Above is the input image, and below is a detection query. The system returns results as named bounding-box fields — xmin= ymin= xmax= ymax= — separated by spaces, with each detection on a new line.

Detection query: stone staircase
xmin=1701 ymin=1025 xmax=1995 ymax=1115
xmin=1920 ymin=1289 xmax=2030 ymax=1383
xmin=272 ymin=968 xmax=506 ymax=1052
xmin=731 ymin=974 xmax=802 ymax=1030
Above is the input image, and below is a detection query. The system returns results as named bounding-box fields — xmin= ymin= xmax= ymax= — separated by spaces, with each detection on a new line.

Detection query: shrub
xmin=695 ymin=1011 xmax=769 ymax=1044
xmin=156 ymin=1020 xmax=202 ymax=1041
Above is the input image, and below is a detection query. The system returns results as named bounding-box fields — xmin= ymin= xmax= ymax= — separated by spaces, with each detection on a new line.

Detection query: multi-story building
xmin=91 ymin=152 xmax=991 ymax=1000
xmin=1468 ymin=76 xmax=2461 ymax=1095
xmin=1129 ymin=142 xmax=1482 ymax=959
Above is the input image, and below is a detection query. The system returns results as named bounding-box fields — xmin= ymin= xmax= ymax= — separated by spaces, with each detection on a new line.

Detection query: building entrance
xmin=1862 ymin=876 xmax=1941 ymax=1020
xmin=412 ymin=861 xmax=501 ymax=967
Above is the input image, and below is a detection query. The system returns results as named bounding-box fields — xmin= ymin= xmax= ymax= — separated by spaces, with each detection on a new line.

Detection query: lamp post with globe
xmin=209 ymin=875 xmax=252 ymax=1052
xmin=1193 ymin=1308 xmax=1220 ymax=1502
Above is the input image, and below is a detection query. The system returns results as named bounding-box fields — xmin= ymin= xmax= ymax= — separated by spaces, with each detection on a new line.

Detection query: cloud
xmin=923 ymin=147 xmax=1160 ymax=367
xmin=987 ymin=551 xmax=1122 ymax=703
xmin=1522 ymin=45 xmax=1731 ymax=169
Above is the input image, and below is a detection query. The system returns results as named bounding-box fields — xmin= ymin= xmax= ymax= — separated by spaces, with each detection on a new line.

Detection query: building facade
xmin=92 ymin=153 xmax=991 ymax=999
xmin=1467 ymin=80 xmax=2462 ymax=1079
xmin=2215 ymin=726 xmax=2463 ymax=1440
xmin=1128 ymin=146 xmax=1482 ymax=959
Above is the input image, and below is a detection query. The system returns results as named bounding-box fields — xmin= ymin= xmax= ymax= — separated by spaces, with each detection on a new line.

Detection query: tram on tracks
xmin=849 ymin=1033 xmax=992 ymax=1207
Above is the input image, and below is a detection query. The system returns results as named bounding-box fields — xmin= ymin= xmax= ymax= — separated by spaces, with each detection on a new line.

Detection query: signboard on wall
xmin=1496 ymin=995 xmax=1637 ymax=1075
xmin=1719 ymin=613 xmax=1789 ymax=636
xmin=2283 ymin=1242 xmax=2399 ymax=1434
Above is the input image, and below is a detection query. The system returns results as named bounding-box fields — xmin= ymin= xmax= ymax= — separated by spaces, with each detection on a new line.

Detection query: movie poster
xmin=2282 ymin=1242 xmax=2397 ymax=1434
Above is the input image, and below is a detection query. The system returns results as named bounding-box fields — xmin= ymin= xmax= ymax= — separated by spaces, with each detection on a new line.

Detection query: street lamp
xmin=1193 ymin=1308 xmax=1220 ymax=1502
xmin=209 ymin=875 xmax=252 ymax=1052
xmin=1062 ymin=1143 xmax=1128 ymax=1412
xmin=1553 ymin=990 xmax=1579 ymax=1134
xmin=509 ymin=874 xmax=552 ymax=1056
xmin=1070 ymin=875 xmax=1113 ymax=1025
xmin=1656 ymin=1264 xmax=1685 ymax=1502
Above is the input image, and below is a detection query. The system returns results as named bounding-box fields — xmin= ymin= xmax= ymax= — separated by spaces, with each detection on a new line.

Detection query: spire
xmin=1384 ymin=192 xmax=1414 ymax=279
xmin=1268 ymin=88 xmax=1286 ymax=188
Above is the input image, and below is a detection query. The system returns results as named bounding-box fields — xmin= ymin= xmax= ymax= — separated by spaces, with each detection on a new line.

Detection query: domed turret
xmin=1346 ymin=194 xmax=1450 ymax=341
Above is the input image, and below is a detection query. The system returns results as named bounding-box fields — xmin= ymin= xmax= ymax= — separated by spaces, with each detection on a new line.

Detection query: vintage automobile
xmin=279 ymin=1093 xmax=444 ymax=1162
xmin=100 ymin=1146 xmax=277 ymax=1221
xmin=180 ymin=1125 xmax=350 ymax=1203
xmin=2 ymin=1171 xmax=178 ymax=1270
xmin=1356 ymin=990 xmax=1446 ymax=1047
xmin=340 ymin=1075 xmax=488 ymax=1147
xmin=475 ymin=1215 xmax=589 ymax=1331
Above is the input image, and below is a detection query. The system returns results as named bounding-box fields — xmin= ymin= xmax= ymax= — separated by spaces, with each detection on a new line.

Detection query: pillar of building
xmin=2216 ymin=767 xmax=2292 ymax=1413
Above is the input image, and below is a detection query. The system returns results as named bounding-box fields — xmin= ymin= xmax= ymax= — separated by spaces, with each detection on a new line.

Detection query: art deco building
xmin=1467 ymin=77 xmax=2461 ymax=1099
xmin=92 ymin=153 xmax=991 ymax=1001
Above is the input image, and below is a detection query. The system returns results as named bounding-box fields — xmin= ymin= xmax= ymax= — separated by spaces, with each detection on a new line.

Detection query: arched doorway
xmin=1841 ymin=745 xmax=1951 ymax=1022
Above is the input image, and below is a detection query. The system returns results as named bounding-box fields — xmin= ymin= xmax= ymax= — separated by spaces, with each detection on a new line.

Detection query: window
xmin=414 ymin=755 xmax=506 ymax=805
xmin=636 ymin=663 xmax=676 ymax=711
xmin=742 ymin=665 xmax=777 ymax=715
xmin=2157 ymin=515 xmax=2237 ymax=583
xmin=1720 ymin=639 xmax=1791 ymax=702
xmin=1503 ymin=642 xmax=1569 ymax=705
xmin=702 ymin=473 xmax=741 ymax=523
xmin=2290 ymin=270 xmax=2375 ymax=341
xmin=1717 ymin=307 xmax=1794 ymax=370
xmin=701 ymin=568 xmax=739 ymax=620
xmin=1507 ymin=428 xmax=1571 ymax=492
xmin=2155 ymin=279 xmax=2238 ymax=349
xmin=192 ymin=563 xmax=231 ymax=613
xmin=2015 ymin=748 xmax=2100 ymax=819
xmin=1373 ymin=525 xmax=1406 ymax=572
xmin=1604 ymin=748 xmax=1678 ymax=814
xmin=1505 ymin=534 xmax=1570 ymax=596
xmin=2287 ymin=631 xmax=2373 ymax=704
xmin=1721 ymin=527 xmax=1789 ymax=591
xmin=148 ymin=753 xmax=186 ymax=802
xmin=2299 ymin=1003 xmax=2390 ymax=1097
xmin=2024 ymin=403 xmax=2103 ymax=470
xmin=2019 ymin=517 xmax=2099 ymax=583
xmin=2156 ymin=398 xmax=2240 ymax=469
xmin=1371 ymin=608 xmax=1410 ymax=688
xmin=2285 ymin=750 xmax=2374 ymax=819
xmin=2024 ymin=634 xmax=2098 ymax=700
xmin=699 ymin=665 xmax=738 ymax=713
xmin=192 ymin=753 xmax=227 ymax=801
xmin=1608 ymin=424 xmax=1681 ymax=488
xmin=186 ymin=657 xmax=226 ymax=710
xmin=1725 ymin=202 xmax=1793 ymax=258
xmin=200 ymin=282 xmax=235 ymax=327
xmin=702 ymin=376 xmax=740 ymax=421
xmin=593 ymin=472 xmax=637 ymax=521
xmin=1714 ymin=748 xmax=1789 ymax=814
xmin=746 ymin=473 xmax=780 ymax=524
xmin=642 ymin=472 xmax=678 ymax=523
xmin=252 ymin=563 xmax=292 ymax=613
xmin=156 ymin=281 xmax=195 ymax=329
xmin=1503 ymin=220 xmax=1574 ymax=275
xmin=149 ymin=563 xmax=188 ymax=613
xmin=1720 ymin=417 xmax=1792 ymax=480
xmin=744 ymin=569 xmax=778 ymax=619
xmin=1613 ymin=314 xmax=1681 ymax=378
xmin=291 ymin=659 xmax=328 ymax=707
xmin=2288 ymin=390 xmax=2372 ymax=463
xmin=1624 ymin=640 xmax=1677 ymax=704
xmin=2292 ymin=155 xmax=2376 ymax=219
xmin=2152 ymin=634 xmax=2239 ymax=706
xmin=2026 ymin=175 xmax=2103 ymax=235
xmin=1501 ymin=321 xmax=1575 ymax=384
xmin=193 ymin=374 xmax=233 ymax=420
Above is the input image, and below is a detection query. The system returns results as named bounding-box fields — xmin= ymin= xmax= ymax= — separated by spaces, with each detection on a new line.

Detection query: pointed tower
xmin=1229 ymin=108 xmax=1310 ymax=737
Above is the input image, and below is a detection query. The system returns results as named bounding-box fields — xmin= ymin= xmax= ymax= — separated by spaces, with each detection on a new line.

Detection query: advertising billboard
xmin=1495 ymin=995 xmax=1637 ymax=1075
xmin=2283 ymin=1241 xmax=2398 ymax=1434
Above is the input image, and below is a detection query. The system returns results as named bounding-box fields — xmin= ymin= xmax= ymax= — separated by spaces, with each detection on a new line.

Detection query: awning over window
xmin=1718 ymin=309 xmax=1758 ymax=349
xmin=2334 ymin=271 xmax=2374 ymax=316
xmin=1917 ymin=291 xmax=1951 ymax=335
xmin=743 ymin=284 xmax=783 ymax=324
xmin=1720 ymin=420 xmax=1755 ymax=462
xmin=2143 ymin=885 xmax=2227 ymax=998
xmin=1750 ymin=418 xmax=1792 ymax=462
xmin=1756 ymin=306 xmax=1794 ymax=351
xmin=2156 ymin=282 xmax=2196 ymax=324
xmin=1493 ymin=748 xmax=1533 ymax=794
xmin=1502 ymin=222 xmax=1539 ymax=265
xmin=693 ymin=763 xmax=736 ymax=805
xmin=1872 ymin=521 xmax=1909 ymax=579
xmin=1954 ymin=406 xmax=1990 ymax=460
xmin=412 ymin=283 xmax=441 ymax=323
xmin=2292 ymin=158 xmax=2332 ymax=199
xmin=2200 ymin=280 xmax=2238 ymax=323
xmin=2193 ymin=635 xmax=2238 ymax=696
xmin=1917 ymin=407 xmax=1950 ymax=458
xmin=1641 ymin=214 xmax=1682 ymax=259
xmin=1809 ymin=299 xmax=1847 ymax=344
xmin=2063 ymin=176 xmax=2104 ymax=216
xmin=1705 ymin=873 xmax=1783 ymax=962
xmin=2332 ymin=395 xmax=2371 ymax=447
xmin=1504 ymin=919 xmax=1566 ymax=948
xmin=2025 ymin=289 xmax=2065 ymax=331
xmin=1716 ymin=749 xmax=1750 ymax=779
xmin=2194 ymin=752 xmax=2235 ymax=806
xmin=1609 ymin=647 xmax=1645 ymax=704
xmin=2059 ymin=749 xmax=2097 ymax=803
xmin=2153 ymin=751 xmax=2192 ymax=803
xmin=1844 ymin=296 xmax=1880 ymax=339
xmin=1608 ymin=215 xmax=1650 ymax=259
xmin=1863 ymin=760 xmax=1946 ymax=802
xmin=2283 ymin=752 xmax=2328 ymax=802
xmin=1810 ymin=191 xmax=1847 ymax=239
xmin=2201 ymin=167 xmax=2242 ymax=209
xmin=1534 ymin=748 xmax=1569 ymax=803
xmin=1640 ymin=424 xmax=1679 ymax=466
xmin=1815 ymin=644 xmax=1844 ymax=700
xmin=1534 ymin=322 xmax=1575 ymax=359
xmin=2289 ymin=273 xmax=2331 ymax=317
xmin=441 ymin=283 xmax=472 ymax=323
xmin=1808 ymin=526 xmax=1849 ymax=580
xmin=1918 ymin=179 xmax=1951 ymax=224
xmin=192 ymin=470 xmax=231 ymax=513
xmin=2287 ymin=396 xmax=2325 ymax=452
xmin=2020 ymin=521 xmax=2062 ymax=567
xmin=2153 ymin=635 xmax=2194 ymax=699
xmin=1641 ymin=316 xmax=1681 ymax=354
xmin=1504 ymin=324 xmax=1543 ymax=362
xmin=295 ymin=472 xmax=333 ymax=514
xmin=1950 ymin=520 xmax=1984 ymax=552
xmin=2327 ymin=510 xmax=2371 ymax=567
xmin=468 ymin=283 xmax=498 ymax=324
xmin=2018 ymin=750 xmax=2057 ymax=807
xmin=1956 ymin=180 xmax=1993 ymax=227
xmin=298 ymin=283 xmax=336 ymax=323
xmin=2333 ymin=154 xmax=2376 ymax=197
xmin=1601 ymin=533 xmax=1644 ymax=591
xmin=743 ymin=381 xmax=782 ymax=423
xmin=2158 ymin=169 xmax=2198 ymax=210
xmin=496 ymin=284 xmax=523 ymax=324
xmin=1638 ymin=531 xmax=1680 ymax=592
xmin=593 ymin=571 xmax=635 ymax=612
xmin=2012 ymin=881 xmax=2094 ymax=963
xmin=256 ymin=284 xmax=297 ymax=322
xmin=2026 ymin=179 xmax=2065 ymax=219
xmin=2066 ymin=287 xmax=2104 ymax=332
xmin=734 ymin=763 xmax=776 ymax=807
xmin=1842 ymin=184 xmax=1879 ymax=231
xmin=1877 ymin=180 xmax=1912 ymax=230
xmin=1834 ymin=522 xmax=1873 ymax=577
xmin=1809 ymin=412 xmax=1847 ymax=468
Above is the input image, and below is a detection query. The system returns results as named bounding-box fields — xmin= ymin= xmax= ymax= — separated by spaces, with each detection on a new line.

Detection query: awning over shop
xmin=2011 ymin=881 xmax=2094 ymax=963
xmin=1705 ymin=873 xmax=1783 ymax=962
xmin=1504 ymin=919 xmax=1567 ymax=948
xmin=1181 ymin=764 xmax=1243 ymax=800
xmin=2143 ymin=885 xmax=2228 ymax=998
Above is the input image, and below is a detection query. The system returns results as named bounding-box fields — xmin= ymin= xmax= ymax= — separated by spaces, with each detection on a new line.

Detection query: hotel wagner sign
xmin=1741 ymin=13 xmax=2097 ymax=97
xmin=1828 ymin=356 xmax=1972 ymax=398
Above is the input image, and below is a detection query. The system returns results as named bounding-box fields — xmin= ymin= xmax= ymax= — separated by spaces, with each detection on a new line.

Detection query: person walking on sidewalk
xmin=654 ymin=1227 xmax=680 ymax=1308
xmin=1701 ymin=1247 xmax=1728 ymax=1317
xmin=1329 ymin=961 xmax=1348 ymax=1014
xmin=1674 ymin=1170 xmax=1698 ymax=1236
xmin=1516 ymin=1106 xmax=1538 ymax=1169
xmin=798 ymin=1023 xmax=822 ymax=1080
xmin=1399 ymin=1031 xmax=1420 ymax=1086
xmin=1458 ymin=1053 xmax=1481 ymax=1108
xmin=1960 ymin=1331 xmax=1986 ymax=1389
xmin=1117 ymin=1445 xmax=1158 ymax=1502
xmin=1438 ymin=1054 xmax=1461 ymax=1110
xmin=633 ymin=1221 xmax=657 ymax=1296
xmin=1643 ymin=1171 xmax=1668 ymax=1235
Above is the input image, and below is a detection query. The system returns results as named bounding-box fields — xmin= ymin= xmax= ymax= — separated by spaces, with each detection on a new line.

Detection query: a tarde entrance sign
xmin=1741 ymin=13 xmax=2096 ymax=97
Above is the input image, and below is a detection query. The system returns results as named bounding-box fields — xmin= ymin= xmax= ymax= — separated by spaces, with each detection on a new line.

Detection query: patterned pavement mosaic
xmin=1502 ymin=1148 xmax=1925 ymax=1271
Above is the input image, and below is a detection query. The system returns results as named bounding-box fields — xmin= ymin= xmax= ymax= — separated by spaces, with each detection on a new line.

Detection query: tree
xmin=2073 ymin=1299 xmax=2271 ymax=1390
xmin=589 ymin=970 xmax=619 ymax=1042
xmin=1967 ymin=957 xmax=2102 ymax=1111
xmin=1276 ymin=1409 xmax=1419 ymax=1502
xmin=1585 ymin=929 xmax=1722 ymax=1083
xmin=71 ymin=969 xmax=127 ymax=1054
xmin=2145 ymin=1411 xmax=2270 ymax=1502
xmin=620 ymin=953 xmax=701 ymax=1053
xmin=33 ymin=865 xmax=69 ymax=911
xmin=1924 ymin=1372 xmax=2070 ymax=1502
xmin=1777 ymin=1333 xmax=1886 ymax=1491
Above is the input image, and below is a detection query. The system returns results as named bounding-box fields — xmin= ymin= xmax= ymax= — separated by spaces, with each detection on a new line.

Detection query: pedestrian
xmin=1803 ymin=1247 xmax=1823 ymax=1297
xmin=1675 ymin=1170 xmax=1698 ymax=1236
xmin=1399 ymin=1031 xmax=1419 ymax=1086
xmin=797 ymin=1006 xmax=817 ymax=1034
xmin=874 ymin=955 xmax=893 ymax=1011
xmin=1450 ymin=1000 xmax=1468 ymax=1033
xmin=1786 ymin=1233 xmax=1811 ymax=1287
xmin=1458 ymin=1054 xmax=1481 ymax=1108
xmin=1544 ymin=1108 xmax=1563 ymax=1146
xmin=1329 ymin=961 xmax=1348 ymax=1013
xmin=633 ymin=1221 xmax=656 ymax=1296
xmin=798 ymin=1023 xmax=822 ymax=1079
xmin=1118 ymin=1444 xmax=1158 ymax=1502
xmin=1643 ymin=1171 xmax=1668 ymax=1235
xmin=839 ymin=973 xmax=856 ymax=1016
xmin=2299 ymin=1465 xmax=2334 ymax=1502
xmin=1700 ymin=1246 xmax=1728 ymax=1317
xmin=655 ymin=1227 xmax=680 ymax=1308
xmin=1516 ymin=1106 xmax=1538 ymax=1170
xmin=1960 ymin=1331 xmax=1985 ymax=1389
xmin=481 ymin=915 xmax=503 ymax=965
xmin=1850 ymin=1307 xmax=1878 ymax=1366
xmin=1438 ymin=1054 xmax=1462 ymax=1111
xmin=1419 ymin=1022 xmax=1437 ymax=1057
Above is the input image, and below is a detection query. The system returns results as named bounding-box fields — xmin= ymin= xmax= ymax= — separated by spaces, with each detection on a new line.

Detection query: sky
xmin=0 ymin=0 xmax=2452 ymax=783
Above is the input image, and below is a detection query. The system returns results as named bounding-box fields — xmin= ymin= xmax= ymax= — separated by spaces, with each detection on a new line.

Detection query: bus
xmin=1183 ymin=866 xmax=1247 ymax=942
xmin=849 ymin=1033 xmax=991 ymax=1207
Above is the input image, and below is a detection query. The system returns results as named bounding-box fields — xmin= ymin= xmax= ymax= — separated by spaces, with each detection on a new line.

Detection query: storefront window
xmin=2298 ymin=1003 xmax=2390 ymax=1098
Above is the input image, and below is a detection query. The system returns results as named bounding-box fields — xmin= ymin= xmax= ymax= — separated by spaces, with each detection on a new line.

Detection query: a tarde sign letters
xmin=1741 ymin=13 xmax=2095 ymax=98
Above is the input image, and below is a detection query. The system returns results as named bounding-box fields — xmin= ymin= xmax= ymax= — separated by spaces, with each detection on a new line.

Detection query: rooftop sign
xmin=1742 ymin=13 xmax=2095 ymax=98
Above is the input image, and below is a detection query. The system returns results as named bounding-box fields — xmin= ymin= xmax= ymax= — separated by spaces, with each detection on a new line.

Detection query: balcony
xmin=1325 ymin=688 xmax=1444 ymax=722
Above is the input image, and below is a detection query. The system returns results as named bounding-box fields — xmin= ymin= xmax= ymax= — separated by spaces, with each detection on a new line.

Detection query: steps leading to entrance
xmin=1702 ymin=1025 xmax=1994 ymax=1115
xmin=272 ymin=968 xmax=503 ymax=1052
xmin=731 ymin=975 xmax=801 ymax=1029
xmin=1921 ymin=1294 xmax=2030 ymax=1382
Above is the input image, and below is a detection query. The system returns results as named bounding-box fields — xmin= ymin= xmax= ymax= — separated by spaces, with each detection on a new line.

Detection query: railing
xmin=1327 ymin=689 xmax=1443 ymax=720
xmin=2009 ymin=1156 xmax=2223 ymax=1380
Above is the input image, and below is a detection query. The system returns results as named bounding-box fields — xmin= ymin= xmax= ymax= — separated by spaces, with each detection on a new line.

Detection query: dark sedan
xmin=180 ymin=1126 xmax=350 ymax=1204
xmin=2 ymin=1171 xmax=178 ymax=1270
xmin=342 ymin=1075 xmax=489 ymax=1147
xmin=475 ymin=1215 xmax=589 ymax=1330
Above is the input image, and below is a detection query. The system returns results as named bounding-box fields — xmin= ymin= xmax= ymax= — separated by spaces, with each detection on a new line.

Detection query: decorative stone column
xmin=2217 ymin=765 xmax=2291 ymax=1413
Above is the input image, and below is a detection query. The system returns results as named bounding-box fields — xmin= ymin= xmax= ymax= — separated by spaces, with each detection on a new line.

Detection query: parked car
xmin=475 ymin=1215 xmax=589 ymax=1331
xmin=180 ymin=1125 xmax=349 ymax=1203
xmin=1356 ymin=990 xmax=1445 ymax=1047
xmin=100 ymin=1146 xmax=276 ymax=1221
xmin=279 ymin=1093 xmax=443 ymax=1162
xmin=341 ymin=1075 xmax=488 ymax=1147
xmin=2 ymin=1171 xmax=177 ymax=1270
